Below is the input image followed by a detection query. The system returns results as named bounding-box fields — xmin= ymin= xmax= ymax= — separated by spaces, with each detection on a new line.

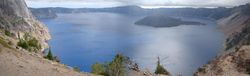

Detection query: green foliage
xmin=44 ymin=48 xmax=60 ymax=62
xmin=91 ymin=54 xmax=127 ymax=76
xmin=46 ymin=48 xmax=53 ymax=60
xmin=17 ymin=33 xmax=41 ymax=52
xmin=155 ymin=64 xmax=169 ymax=75
xmin=154 ymin=57 xmax=170 ymax=75
xmin=107 ymin=54 xmax=126 ymax=76
xmin=28 ymin=38 xmax=41 ymax=49
xmin=17 ymin=39 xmax=29 ymax=50
xmin=4 ymin=30 xmax=11 ymax=36
xmin=91 ymin=62 xmax=106 ymax=75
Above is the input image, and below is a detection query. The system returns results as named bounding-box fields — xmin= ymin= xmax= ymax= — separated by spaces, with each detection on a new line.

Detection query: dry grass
xmin=0 ymin=36 xmax=13 ymax=50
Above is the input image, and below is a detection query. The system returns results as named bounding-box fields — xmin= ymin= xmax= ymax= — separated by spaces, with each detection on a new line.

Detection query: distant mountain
xmin=30 ymin=6 xmax=146 ymax=16
xmin=30 ymin=6 xmax=232 ymax=19
xmin=135 ymin=14 xmax=204 ymax=27
xmin=147 ymin=7 xmax=231 ymax=20
xmin=30 ymin=8 xmax=57 ymax=19
xmin=92 ymin=6 xmax=147 ymax=16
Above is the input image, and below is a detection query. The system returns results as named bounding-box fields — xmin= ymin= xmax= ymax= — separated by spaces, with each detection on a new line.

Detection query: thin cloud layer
xmin=25 ymin=0 xmax=250 ymax=8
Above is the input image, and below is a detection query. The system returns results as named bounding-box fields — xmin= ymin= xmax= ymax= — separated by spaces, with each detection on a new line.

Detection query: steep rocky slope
xmin=0 ymin=0 xmax=96 ymax=76
xmin=0 ymin=39 xmax=94 ymax=76
xmin=195 ymin=3 xmax=250 ymax=76
xmin=0 ymin=0 xmax=50 ymax=51
xmin=218 ymin=4 xmax=250 ymax=51
xmin=218 ymin=4 xmax=250 ymax=37
xmin=194 ymin=46 xmax=250 ymax=76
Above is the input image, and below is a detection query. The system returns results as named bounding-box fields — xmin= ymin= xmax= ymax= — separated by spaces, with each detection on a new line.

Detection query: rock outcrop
xmin=194 ymin=46 xmax=250 ymax=76
xmin=195 ymin=3 xmax=250 ymax=76
xmin=0 ymin=0 xmax=96 ymax=76
xmin=0 ymin=0 xmax=51 ymax=51
xmin=218 ymin=4 xmax=250 ymax=37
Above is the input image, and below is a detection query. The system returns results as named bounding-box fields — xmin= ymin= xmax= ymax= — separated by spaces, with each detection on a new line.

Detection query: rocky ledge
xmin=0 ymin=0 xmax=51 ymax=51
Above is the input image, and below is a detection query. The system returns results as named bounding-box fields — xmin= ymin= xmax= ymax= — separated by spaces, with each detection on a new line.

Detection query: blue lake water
xmin=41 ymin=13 xmax=224 ymax=76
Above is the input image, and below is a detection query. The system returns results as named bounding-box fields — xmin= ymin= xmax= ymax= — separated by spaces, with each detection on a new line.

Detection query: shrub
xmin=91 ymin=62 xmax=106 ymax=75
xmin=91 ymin=54 xmax=127 ymax=76
xmin=17 ymin=39 xmax=29 ymax=50
xmin=154 ymin=57 xmax=170 ymax=75
xmin=44 ymin=48 xmax=60 ymax=62
xmin=17 ymin=34 xmax=41 ymax=52
xmin=28 ymin=38 xmax=41 ymax=49
xmin=155 ymin=63 xmax=170 ymax=75
xmin=4 ymin=30 xmax=11 ymax=36
xmin=107 ymin=54 xmax=126 ymax=76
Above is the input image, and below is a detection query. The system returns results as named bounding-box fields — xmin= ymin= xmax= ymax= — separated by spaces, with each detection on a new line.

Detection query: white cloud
xmin=25 ymin=0 xmax=250 ymax=8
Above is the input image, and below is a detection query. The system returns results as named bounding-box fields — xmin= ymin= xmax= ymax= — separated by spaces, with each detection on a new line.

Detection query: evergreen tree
xmin=155 ymin=57 xmax=170 ymax=75
xmin=107 ymin=54 xmax=126 ymax=76
xmin=91 ymin=62 xmax=106 ymax=75
xmin=91 ymin=54 xmax=127 ymax=76
xmin=46 ymin=48 xmax=53 ymax=60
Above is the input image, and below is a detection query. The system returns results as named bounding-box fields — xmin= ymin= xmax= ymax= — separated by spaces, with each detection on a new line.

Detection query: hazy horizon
xmin=25 ymin=0 xmax=250 ymax=8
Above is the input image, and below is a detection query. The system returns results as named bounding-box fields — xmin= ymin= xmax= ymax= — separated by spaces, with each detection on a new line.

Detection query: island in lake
xmin=135 ymin=15 xmax=205 ymax=27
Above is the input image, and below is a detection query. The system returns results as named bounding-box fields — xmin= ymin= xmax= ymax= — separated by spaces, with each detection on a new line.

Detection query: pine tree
xmin=91 ymin=62 xmax=106 ymax=75
xmin=155 ymin=57 xmax=170 ymax=75
xmin=90 ymin=54 xmax=127 ymax=76
xmin=107 ymin=54 xmax=126 ymax=76
xmin=46 ymin=48 xmax=53 ymax=60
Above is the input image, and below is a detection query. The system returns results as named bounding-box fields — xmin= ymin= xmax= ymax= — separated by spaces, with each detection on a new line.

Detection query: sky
xmin=25 ymin=0 xmax=250 ymax=8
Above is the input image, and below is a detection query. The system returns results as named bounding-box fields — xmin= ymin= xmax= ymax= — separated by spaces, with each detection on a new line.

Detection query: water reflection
xmin=41 ymin=13 xmax=224 ymax=76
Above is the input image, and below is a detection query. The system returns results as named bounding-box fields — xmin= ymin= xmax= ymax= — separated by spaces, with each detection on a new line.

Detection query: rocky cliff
xmin=194 ymin=45 xmax=250 ymax=76
xmin=218 ymin=4 xmax=250 ymax=36
xmin=0 ymin=0 xmax=96 ymax=76
xmin=0 ymin=0 xmax=51 ymax=51
xmin=195 ymin=3 xmax=250 ymax=76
